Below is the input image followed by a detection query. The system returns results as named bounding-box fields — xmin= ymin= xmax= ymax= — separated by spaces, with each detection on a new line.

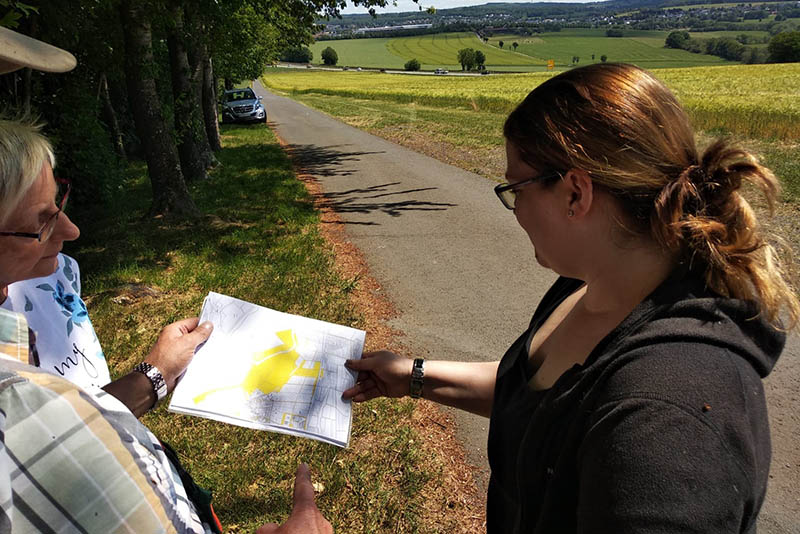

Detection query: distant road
xmin=255 ymin=80 xmax=800 ymax=534
xmin=273 ymin=62 xmax=488 ymax=76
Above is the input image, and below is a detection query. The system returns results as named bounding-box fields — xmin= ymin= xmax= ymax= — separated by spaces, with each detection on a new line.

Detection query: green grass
xmin=63 ymin=124 xmax=455 ymax=533
xmin=761 ymin=143 xmax=800 ymax=202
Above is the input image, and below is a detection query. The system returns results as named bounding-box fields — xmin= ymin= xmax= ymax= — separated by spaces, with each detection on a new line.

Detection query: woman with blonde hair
xmin=344 ymin=63 xmax=798 ymax=533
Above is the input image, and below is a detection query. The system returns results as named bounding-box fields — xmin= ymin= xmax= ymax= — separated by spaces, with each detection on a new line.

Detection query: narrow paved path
xmin=255 ymin=80 xmax=799 ymax=533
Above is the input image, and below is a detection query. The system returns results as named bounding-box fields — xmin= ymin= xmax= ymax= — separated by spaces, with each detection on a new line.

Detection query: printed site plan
xmin=168 ymin=292 xmax=366 ymax=447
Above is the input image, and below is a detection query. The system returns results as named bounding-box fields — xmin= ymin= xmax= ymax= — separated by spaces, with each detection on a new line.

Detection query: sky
xmin=339 ymin=0 xmax=592 ymax=15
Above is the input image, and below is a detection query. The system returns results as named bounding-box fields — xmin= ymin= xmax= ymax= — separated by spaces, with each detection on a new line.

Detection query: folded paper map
xmin=168 ymin=292 xmax=365 ymax=447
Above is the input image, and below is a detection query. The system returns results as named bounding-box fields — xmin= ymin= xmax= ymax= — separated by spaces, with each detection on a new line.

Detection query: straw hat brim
xmin=0 ymin=26 xmax=77 ymax=74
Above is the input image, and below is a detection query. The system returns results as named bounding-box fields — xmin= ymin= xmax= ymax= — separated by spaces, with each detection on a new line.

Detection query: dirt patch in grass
xmin=276 ymin=133 xmax=487 ymax=534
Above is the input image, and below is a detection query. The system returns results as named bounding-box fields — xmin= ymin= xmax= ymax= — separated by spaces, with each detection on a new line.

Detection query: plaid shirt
xmin=0 ymin=308 xmax=212 ymax=533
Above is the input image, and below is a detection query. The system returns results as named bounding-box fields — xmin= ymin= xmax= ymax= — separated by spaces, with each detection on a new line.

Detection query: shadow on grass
xmin=65 ymin=135 xmax=318 ymax=293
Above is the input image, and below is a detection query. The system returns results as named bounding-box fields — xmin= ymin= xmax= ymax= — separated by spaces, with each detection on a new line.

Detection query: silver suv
xmin=220 ymin=88 xmax=266 ymax=123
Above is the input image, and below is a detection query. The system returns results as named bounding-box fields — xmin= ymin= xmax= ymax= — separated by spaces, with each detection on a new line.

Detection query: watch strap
xmin=133 ymin=362 xmax=168 ymax=406
xmin=410 ymin=358 xmax=424 ymax=399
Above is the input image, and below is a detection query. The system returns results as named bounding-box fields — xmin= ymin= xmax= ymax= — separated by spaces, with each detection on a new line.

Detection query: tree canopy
xmin=321 ymin=46 xmax=339 ymax=65
xmin=404 ymin=58 xmax=420 ymax=71
xmin=768 ymin=31 xmax=800 ymax=62
xmin=1 ymin=0 xmax=414 ymax=218
xmin=457 ymin=48 xmax=476 ymax=71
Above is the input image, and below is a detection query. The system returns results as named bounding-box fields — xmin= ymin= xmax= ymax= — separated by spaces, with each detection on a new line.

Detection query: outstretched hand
xmin=342 ymin=350 xmax=413 ymax=402
xmin=144 ymin=317 xmax=213 ymax=391
xmin=256 ymin=464 xmax=332 ymax=534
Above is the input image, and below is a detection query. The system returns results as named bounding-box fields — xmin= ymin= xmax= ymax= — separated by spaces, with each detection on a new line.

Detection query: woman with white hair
xmin=0 ymin=117 xmax=211 ymax=416
xmin=0 ymin=28 xmax=331 ymax=534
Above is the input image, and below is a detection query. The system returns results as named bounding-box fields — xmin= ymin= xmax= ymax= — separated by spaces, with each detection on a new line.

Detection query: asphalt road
xmin=255 ymin=80 xmax=800 ymax=533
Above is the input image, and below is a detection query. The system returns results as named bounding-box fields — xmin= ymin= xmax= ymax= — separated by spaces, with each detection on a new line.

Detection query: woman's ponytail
xmin=653 ymin=139 xmax=799 ymax=329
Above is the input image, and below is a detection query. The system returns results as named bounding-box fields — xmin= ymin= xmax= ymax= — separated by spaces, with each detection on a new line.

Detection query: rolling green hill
xmin=309 ymin=37 xmax=404 ymax=68
xmin=385 ymin=32 xmax=540 ymax=67
xmin=489 ymin=29 xmax=732 ymax=68
xmin=310 ymin=32 xmax=539 ymax=69
xmin=309 ymin=30 xmax=736 ymax=70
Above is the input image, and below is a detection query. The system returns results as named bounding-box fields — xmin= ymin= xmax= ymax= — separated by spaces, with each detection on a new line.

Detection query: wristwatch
xmin=133 ymin=362 xmax=168 ymax=406
xmin=410 ymin=358 xmax=424 ymax=399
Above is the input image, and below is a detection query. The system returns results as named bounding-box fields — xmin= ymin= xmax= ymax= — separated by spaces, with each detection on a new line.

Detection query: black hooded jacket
xmin=487 ymin=271 xmax=784 ymax=533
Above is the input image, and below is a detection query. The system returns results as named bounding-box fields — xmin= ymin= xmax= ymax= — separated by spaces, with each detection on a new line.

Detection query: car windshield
xmin=225 ymin=89 xmax=256 ymax=102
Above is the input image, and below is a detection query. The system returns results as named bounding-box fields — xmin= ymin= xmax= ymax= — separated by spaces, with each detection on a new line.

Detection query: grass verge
xmin=64 ymin=124 xmax=477 ymax=533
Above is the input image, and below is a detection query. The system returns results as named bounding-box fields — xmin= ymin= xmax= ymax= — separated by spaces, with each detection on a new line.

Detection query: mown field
xmin=487 ymin=28 xmax=732 ymax=69
xmin=308 ymin=30 xmax=740 ymax=70
xmin=262 ymin=63 xmax=800 ymax=142
xmin=386 ymin=32 xmax=539 ymax=67
xmin=309 ymin=31 xmax=537 ymax=70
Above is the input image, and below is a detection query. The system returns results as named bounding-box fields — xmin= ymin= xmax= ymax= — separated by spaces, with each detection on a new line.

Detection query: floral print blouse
xmin=0 ymin=254 xmax=111 ymax=389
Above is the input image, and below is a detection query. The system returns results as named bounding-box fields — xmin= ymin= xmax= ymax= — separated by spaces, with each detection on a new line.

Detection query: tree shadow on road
xmin=287 ymin=143 xmax=385 ymax=177
xmin=287 ymin=143 xmax=457 ymax=222
xmin=316 ymin=182 xmax=457 ymax=220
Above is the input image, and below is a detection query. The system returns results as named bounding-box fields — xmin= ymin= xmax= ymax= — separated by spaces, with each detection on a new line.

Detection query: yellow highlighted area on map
xmin=193 ymin=329 xmax=324 ymax=404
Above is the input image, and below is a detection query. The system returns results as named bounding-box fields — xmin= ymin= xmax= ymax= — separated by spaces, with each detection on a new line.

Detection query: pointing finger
xmin=292 ymin=463 xmax=317 ymax=514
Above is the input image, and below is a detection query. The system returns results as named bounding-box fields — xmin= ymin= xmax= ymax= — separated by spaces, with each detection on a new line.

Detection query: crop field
xmin=262 ymin=63 xmax=800 ymax=141
xmin=309 ymin=30 xmax=739 ymax=70
xmin=489 ymin=29 xmax=732 ymax=68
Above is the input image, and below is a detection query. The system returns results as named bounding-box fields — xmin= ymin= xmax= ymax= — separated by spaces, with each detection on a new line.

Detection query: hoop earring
xmin=568 ymin=209 xmax=575 ymax=217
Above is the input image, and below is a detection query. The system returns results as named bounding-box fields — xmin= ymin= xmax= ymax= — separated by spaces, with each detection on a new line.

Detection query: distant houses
xmin=353 ymin=23 xmax=433 ymax=35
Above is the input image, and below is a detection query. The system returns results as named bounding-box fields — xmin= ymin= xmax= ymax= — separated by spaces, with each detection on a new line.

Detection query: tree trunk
xmin=119 ymin=0 xmax=198 ymax=218
xmin=202 ymin=53 xmax=222 ymax=152
xmin=166 ymin=4 xmax=207 ymax=182
xmin=106 ymin=75 xmax=141 ymax=158
xmin=98 ymin=73 xmax=127 ymax=161
xmin=184 ymin=7 xmax=219 ymax=169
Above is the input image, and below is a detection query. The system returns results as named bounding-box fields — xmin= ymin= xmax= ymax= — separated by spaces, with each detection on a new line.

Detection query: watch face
xmin=136 ymin=363 xmax=167 ymax=401
xmin=410 ymin=359 xmax=424 ymax=398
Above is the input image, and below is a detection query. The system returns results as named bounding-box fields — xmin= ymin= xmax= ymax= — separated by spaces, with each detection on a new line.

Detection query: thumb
xmin=291 ymin=463 xmax=317 ymax=514
xmin=344 ymin=357 xmax=374 ymax=371
xmin=187 ymin=321 xmax=214 ymax=344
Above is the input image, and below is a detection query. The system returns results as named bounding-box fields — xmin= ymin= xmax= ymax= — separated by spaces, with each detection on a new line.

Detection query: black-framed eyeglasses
xmin=494 ymin=171 xmax=561 ymax=210
xmin=0 ymin=179 xmax=71 ymax=242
